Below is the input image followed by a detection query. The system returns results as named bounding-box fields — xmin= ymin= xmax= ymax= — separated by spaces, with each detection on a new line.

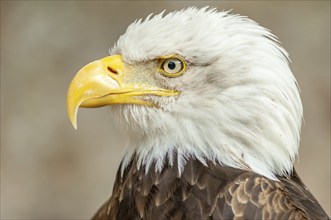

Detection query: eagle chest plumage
xmin=92 ymin=154 xmax=326 ymax=220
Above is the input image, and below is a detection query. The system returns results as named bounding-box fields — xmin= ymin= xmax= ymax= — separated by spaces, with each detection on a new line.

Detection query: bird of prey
xmin=66 ymin=7 xmax=330 ymax=220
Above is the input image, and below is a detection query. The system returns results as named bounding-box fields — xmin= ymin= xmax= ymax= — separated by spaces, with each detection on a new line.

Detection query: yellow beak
xmin=66 ymin=55 xmax=178 ymax=129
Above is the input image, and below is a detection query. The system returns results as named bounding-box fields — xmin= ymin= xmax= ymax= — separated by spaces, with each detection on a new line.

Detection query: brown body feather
xmin=93 ymin=154 xmax=329 ymax=220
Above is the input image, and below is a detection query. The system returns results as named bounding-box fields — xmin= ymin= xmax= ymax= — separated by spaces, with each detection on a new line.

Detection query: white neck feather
xmin=110 ymin=7 xmax=303 ymax=180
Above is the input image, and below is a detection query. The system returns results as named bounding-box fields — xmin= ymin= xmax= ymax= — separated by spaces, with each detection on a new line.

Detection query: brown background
xmin=1 ymin=1 xmax=330 ymax=219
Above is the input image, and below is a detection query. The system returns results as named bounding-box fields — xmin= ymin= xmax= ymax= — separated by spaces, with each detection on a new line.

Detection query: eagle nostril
xmin=107 ymin=66 xmax=118 ymax=74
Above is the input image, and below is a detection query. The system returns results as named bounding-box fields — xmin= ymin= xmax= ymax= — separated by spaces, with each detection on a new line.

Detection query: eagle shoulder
xmin=92 ymin=155 xmax=329 ymax=220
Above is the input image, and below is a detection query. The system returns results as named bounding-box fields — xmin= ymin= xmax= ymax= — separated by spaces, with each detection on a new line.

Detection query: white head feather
xmin=110 ymin=7 xmax=303 ymax=180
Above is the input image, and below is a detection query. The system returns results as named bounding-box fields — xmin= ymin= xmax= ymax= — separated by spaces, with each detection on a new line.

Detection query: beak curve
xmin=66 ymin=55 xmax=178 ymax=129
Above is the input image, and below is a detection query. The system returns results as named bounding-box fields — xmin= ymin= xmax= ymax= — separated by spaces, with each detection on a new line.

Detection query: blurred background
xmin=1 ymin=1 xmax=330 ymax=219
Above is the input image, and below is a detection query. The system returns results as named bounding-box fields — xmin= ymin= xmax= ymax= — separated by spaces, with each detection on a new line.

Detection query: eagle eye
xmin=159 ymin=56 xmax=186 ymax=78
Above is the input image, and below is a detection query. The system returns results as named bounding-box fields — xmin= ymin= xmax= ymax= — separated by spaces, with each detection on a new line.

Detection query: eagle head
xmin=67 ymin=7 xmax=303 ymax=180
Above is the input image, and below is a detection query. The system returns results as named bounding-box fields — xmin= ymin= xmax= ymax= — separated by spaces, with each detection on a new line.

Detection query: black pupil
xmin=167 ymin=61 xmax=176 ymax=70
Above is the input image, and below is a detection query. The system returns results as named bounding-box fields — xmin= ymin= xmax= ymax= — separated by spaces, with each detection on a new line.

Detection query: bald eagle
xmin=66 ymin=7 xmax=329 ymax=220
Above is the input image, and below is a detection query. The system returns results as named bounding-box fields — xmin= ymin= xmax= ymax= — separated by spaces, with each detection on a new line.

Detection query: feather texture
xmin=93 ymin=154 xmax=329 ymax=220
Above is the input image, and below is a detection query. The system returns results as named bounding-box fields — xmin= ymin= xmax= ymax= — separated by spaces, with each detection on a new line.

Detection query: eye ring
xmin=158 ymin=55 xmax=187 ymax=78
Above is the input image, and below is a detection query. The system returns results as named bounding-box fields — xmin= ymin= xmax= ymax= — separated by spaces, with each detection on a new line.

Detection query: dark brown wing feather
xmin=93 ymin=154 xmax=330 ymax=220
